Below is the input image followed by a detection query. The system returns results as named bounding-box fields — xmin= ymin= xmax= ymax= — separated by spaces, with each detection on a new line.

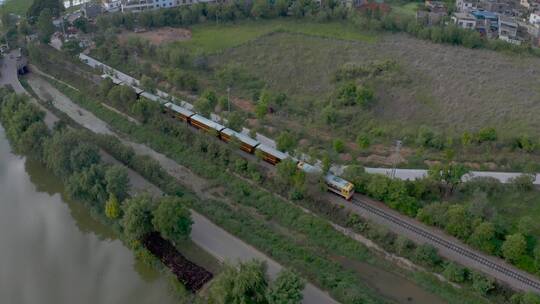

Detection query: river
xmin=0 ymin=125 xmax=180 ymax=304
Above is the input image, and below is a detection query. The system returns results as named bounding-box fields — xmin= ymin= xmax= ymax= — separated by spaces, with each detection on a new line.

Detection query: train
xmin=163 ymin=102 xmax=355 ymax=200
xmin=101 ymin=74 xmax=355 ymax=200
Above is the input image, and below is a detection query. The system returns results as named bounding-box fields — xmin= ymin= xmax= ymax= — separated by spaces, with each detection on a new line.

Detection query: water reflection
xmin=0 ymin=126 xmax=178 ymax=304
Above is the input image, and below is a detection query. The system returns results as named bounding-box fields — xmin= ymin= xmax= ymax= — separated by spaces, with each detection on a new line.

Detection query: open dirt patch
xmin=119 ymin=27 xmax=192 ymax=45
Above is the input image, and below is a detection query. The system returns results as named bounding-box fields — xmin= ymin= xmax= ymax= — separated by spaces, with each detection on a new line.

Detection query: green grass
xmin=0 ymin=0 xmax=32 ymax=16
xmin=390 ymin=2 xmax=421 ymax=16
xmin=180 ymin=19 xmax=376 ymax=54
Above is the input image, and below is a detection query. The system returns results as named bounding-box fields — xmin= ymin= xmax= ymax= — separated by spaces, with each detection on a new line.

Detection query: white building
xmin=102 ymin=0 xmax=122 ymax=12
xmin=452 ymin=12 xmax=477 ymax=28
xmin=456 ymin=0 xmax=476 ymax=12
xmin=530 ymin=11 xmax=540 ymax=24
xmin=120 ymin=0 xmax=211 ymax=12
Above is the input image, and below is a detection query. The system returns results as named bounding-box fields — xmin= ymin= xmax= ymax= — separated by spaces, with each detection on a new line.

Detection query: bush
xmin=510 ymin=174 xmax=535 ymax=192
xmin=333 ymin=138 xmax=345 ymax=153
xmin=476 ymin=127 xmax=497 ymax=143
xmin=442 ymin=262 xmax=467 ymax=283
xmin=414 ymin=243 xmax=441 ymax=267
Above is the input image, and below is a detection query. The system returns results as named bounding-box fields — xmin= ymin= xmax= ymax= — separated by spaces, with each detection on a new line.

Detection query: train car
xmin=133 ymin=86 xmax=144 ymax=96
xmin=220 ymin=128 xmax=260 ymax=153
xmin=141 ymin=91 xmax=167 ymax=104
xmin=325 ymin=173 xmax=355 ymax=200
xmin=164 ymin=102 xmax=195 ymax=122
xmin=256 ymin=144 xmax=289 ymax=165
xmin=297 ymin=161 xmax=355 ymax=200
xmin=190 ymin=114 xmax=226 ymax=135
xmin=101 ymin=74 xmax=124 ymax=85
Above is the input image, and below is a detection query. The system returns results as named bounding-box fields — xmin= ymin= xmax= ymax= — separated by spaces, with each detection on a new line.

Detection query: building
xmin=530 ymin=11 xmax=540 ymax=24
xmin=478 ymin=0 xmax=511 ymax=14
xmin=452 ymin=12 xmax=477 ymax=28
xmin=121 ymin=0 xmax=212 ymax=12
xmin=456 ymin=0 xmax=477 ymax=12
xmin=102 ymin=0 xmax=122 ymax=12
xmin=81 ymin=2 xmax=103 ymax=19
xmin=498 ymin=16 xmax=518 ymax=37
xmin=470 ymin=10 xmax=499 ymax=37
xmin=425 ymin=0 xmax=448 ymax=13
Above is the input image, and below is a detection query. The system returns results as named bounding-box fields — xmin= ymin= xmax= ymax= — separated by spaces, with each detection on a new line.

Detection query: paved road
xmin=25 ymin=72 xmax=338 ymax=304
xmin=0 ymin=52 xmax=59 ymax=128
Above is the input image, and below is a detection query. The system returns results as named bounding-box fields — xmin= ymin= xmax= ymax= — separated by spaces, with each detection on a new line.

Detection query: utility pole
xmin=391 ymin=140 xmax=402 ymax=179
xmin=227 ymin=86 xmax=231 ymax=112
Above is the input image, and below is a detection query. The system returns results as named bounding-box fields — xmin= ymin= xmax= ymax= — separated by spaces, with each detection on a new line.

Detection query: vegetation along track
xmin=351 ymin=197 xmax=540 ymax=292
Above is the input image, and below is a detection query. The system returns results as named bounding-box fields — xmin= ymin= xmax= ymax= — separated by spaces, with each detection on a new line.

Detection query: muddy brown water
xmin=0 ymin=125 xmax=180 ymax=304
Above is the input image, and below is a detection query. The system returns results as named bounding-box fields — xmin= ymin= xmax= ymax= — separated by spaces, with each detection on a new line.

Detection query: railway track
xmin=351 ymin=197 xmax=540 ymax=292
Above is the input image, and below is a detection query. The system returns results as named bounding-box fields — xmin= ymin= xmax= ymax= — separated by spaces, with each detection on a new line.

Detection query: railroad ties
xmin=142 ymin=232 xmax=213 ymax=292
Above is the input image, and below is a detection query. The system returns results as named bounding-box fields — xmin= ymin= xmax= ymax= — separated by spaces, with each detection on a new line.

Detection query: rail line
xmin=351 ymin=197 xmax=540 ymax=292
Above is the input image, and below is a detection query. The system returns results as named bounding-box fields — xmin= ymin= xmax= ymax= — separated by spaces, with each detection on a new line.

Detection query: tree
xmin=468 ymin=221 xmax=496 ymax=254
xmin=140 ymin=75 xmax=157 ymax=93
xmin=69 ymin=142 xmax=101 ymax=173
xmin=66 ymin=164 xmax=108 ymax=204
xmin=105 ymin=165 xmax=130 ymax=201
xmin=471 ymin=272 xmax=494 ymax=295
xmin=267 ymin=269 xmax=305 ymax=304
xmin=428 ymin=162 xmax=469 ymax=197
xmin=152 ymin=196 xmax=193 ymax=244
xmin=444 ymin=204 xmax=473 ymax=239
xmin=510 ymin=174 xmax=536 ymax=192
xmin=333 ymin=138 xmax=345 ymax=153
xmin=73 ymin=17 xmax=88 ymax=33
xmin=62 ymin=39 xmax=82 ymax=56
xmin=276 ymin=131 xmax=296 ymax=152
xmin=122 ymin=195 xmax=155 ymax=241
xmin=502 ymin=233 xmax=527 ymax=263
xmin=105 ymin=193 xmax=121 ymax=219
xmin=28 ymin=0 xmax=64 ymax=20
xmin=227 ymin=112 xmax=245 ymax=132
xmin=208 ymin=260 xmax=269 ymax=304
xmin=37 ymin=9 xmax=55 ymax=44
xmin=442 ymin=262 xmax=467 ymax=283
xmin=255 ymin=92 xmax=270 ymax=119
xmin=356 ymin=133 xmax=370 ymax=149
xmin=414 ymin=243 xmax=441 ymax=267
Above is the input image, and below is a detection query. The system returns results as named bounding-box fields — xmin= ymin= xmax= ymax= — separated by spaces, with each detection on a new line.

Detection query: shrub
xmin=442 ymin=262 xmax=467 ymax=283
xmin=476 ymin=127 xmax=497 ymax=143
xmin=333 ymin=138 xmax=345 ymax=153
xmin=414 ymin=243 xmax=441 ymax=267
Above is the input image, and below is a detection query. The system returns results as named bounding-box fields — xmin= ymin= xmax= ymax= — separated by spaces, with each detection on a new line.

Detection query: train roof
xmin=191 ymin=114 xmax=226 ymax=132
xmin=140 ymin=91 xmax=164 ymax=103
xmin=257 ymin=144 xmax=289 ymax=160
xmin=298 ymin=162 xmax=322 ymax=175
xmin=101 ymin=74 xmax=123 ymax=85
xmin=133 ymin=86 xmax=144 ymax=95
xmin=221 ymin=128 xmax=260 ymax=147
xmin=164 ymin=102 xmax=195 ymax=118
xmin=325 ymin=173 xmax=352 ymax=189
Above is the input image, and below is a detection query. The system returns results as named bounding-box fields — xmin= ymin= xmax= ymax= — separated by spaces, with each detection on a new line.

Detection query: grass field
xmin=178 ymin=19 xmax=377 ymax=54
xmin=0 ymin=0 xmax=32 ymax=15
xmin=390 ymin=2 xmax=422 ymax=16
xmin=108 ymin=19 xmax=540 ymax=169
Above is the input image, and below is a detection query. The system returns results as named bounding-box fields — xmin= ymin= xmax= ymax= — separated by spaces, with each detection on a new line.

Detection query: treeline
xmin=92 ymin=0 xmax=539 ymax=57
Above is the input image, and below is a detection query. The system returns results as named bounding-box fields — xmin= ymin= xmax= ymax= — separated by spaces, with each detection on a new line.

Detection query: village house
xmin=417 ymin=0 xmax=448 ymax=25
xmin=452 ymin=12 xmax=477 ymax=28
xmin=456 ymin=0 xmax=477 ymax=12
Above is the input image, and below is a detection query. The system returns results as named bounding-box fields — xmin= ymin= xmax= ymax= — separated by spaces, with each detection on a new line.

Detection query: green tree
xmin=471 ymin=272 xmax=494 ymax=295
xmin=66 ymin=164 xmax=108 ymax=204
xmin=105 ymin=193 xmax=121 ymax=219
xmin=267 ymin=269 xmax=305 ymax=304
xmin=428 ymin=162 xmax=469 ymax=197
xmin=73 ymin=17 xmax=88 ymax=33
xmin=140 ymin=75 xmax=157 ymax=93
xmin=502 ymin=233 xmax=527 ymax=263
xmin=442 ymin=262 xmax=467 ymax=283
xmin=476 ymin=127 xmax=497 ymax=142
xmin=356 ymin=133 xmax=370 ymax=149
xmin=152 ymin=196 xmax=193 ymax=244
xmin=208 ymin=260 xmax=269 ymax=304
xmin=468 ymin=221 xmax=496 ymax=254
xmin=37 ymin=9 xmax=55 ymax=43
xmin=444 ymin=204 xmax=473 ymax=239
xmin=62 ymin=39 xmax=82 ymax=56
xmin=414 ymin=243 xmax=441 ymax=267
xmin=255 ymin=92 xmax=270 ymax=119
xmin=105 ymin=165 xmax=130 ymax=201
xmin=333 ymin=138 xmax=345 ymax=153
xmin=28 ymin=0 xmax=64 ymax=19
xmin=226 ymin=112 xmax=245 ymax=132
xmin=276 ymin=131 xmax=296 ymax=152
xmin=122 ymin=195 xmax=155 ymax=241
